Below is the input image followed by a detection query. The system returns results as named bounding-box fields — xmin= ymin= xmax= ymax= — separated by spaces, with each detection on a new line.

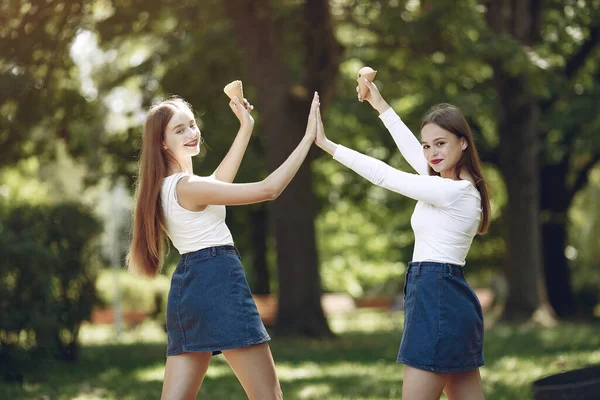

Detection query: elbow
xmin=268 ymin=190 xmax=280 ymax=201
xmin=264 ymin=185 xmax=280 ymax=201
xmin=261 ymin=179 xmax=281 ymax=201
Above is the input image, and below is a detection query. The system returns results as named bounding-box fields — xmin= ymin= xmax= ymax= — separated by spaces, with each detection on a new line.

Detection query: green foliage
xmin=0 ymin=202 xmax=102 ymax=382
xmin=0 ymin=0 xmax=109 ymax=175
xmin=569 ymin=165 xmax=600 ymax=312
xmin=95 ymin=269 xmax=170 ymax=316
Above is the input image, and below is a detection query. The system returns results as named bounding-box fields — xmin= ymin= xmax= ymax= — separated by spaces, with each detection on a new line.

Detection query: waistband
xmin=182 ymin=245 xmax=240 ymax=260
xmin=407 ymin=261 xmax=464 ymax=277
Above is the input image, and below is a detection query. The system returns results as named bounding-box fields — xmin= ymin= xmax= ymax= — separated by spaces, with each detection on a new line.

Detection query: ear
xmin=162 ymin=143 xmax=168 ymax=150
xmin=460 ymin=138 xmax=468 ymax=151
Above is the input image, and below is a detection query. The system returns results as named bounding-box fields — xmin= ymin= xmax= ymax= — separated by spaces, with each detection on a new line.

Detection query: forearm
xmin=213 ymin=122 xmax=253 ymax=182
xmin=333 ymin=145 xmax=464 ymax=206
xmin=264 ymin=136 xmax=313 ymax=197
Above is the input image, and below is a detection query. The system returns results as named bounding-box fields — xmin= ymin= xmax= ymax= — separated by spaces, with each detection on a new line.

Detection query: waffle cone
xmin=357 ymin=67 xmax=377 ymax=102
xmin=224 ymin=80 xmax=244 ymax=101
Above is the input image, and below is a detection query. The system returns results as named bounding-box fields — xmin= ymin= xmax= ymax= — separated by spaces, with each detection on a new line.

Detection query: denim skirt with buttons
xmin=398 ymin=261 xmax=484 ymax=373
xmin=166 ymin=245 xmax=270 ymax=357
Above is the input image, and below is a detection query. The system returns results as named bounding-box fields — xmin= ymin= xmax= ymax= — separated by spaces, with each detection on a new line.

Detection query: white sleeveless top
xmin=161 ymin=172 xmax=234 ymax=254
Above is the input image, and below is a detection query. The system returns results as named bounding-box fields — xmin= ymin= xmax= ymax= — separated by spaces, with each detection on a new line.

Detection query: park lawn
xmin=1 ymin=310 xmax=599 ymax=400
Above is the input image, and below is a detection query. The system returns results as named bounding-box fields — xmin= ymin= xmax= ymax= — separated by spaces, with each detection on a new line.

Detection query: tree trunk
xmin=540 ymin=163 xmax=576 ymax=317
xmin=271 ymin=106 xmax=330 ymax=336
xmin=223 ymin=0 xmax=334 ymax=336
xmin=249 ymin=203 xmax=270 ymax=294
xmin=541 ymin=219 xmax=575 ymax=316
xmin=485 ymin=0 xmax=556 ymax=323
xmin=493 ymin=74 xmax=554 ymax=322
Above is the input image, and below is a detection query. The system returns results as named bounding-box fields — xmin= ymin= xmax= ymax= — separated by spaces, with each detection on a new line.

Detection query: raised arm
xmin=212 ymin=96 xmax=255 ymax=182
xmin=334 ymin=145 xmax=468 ymax=207
xmin=315 ymin=107 xmax=466 ymax=207
xmin=178 ymin=92 xmax=320 ymax=209
xmin=359 ymin=79 xmax=429 ymax=175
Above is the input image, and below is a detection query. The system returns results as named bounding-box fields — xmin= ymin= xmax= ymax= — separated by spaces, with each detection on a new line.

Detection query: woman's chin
xmin=186 ymin=146 xmax=200 ymax=155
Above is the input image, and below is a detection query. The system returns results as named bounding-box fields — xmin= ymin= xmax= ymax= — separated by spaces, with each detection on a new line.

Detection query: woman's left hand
xmin=315 ymin=106 xmax=327 ymax=146
xmin=314 ymin=106 xmax=338 ymax=156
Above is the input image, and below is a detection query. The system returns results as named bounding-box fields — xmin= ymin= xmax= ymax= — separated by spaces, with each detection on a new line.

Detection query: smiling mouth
xmin=185 ymin=139 xmax=199 ymax=147
xmin=431 ymin=159 xmax=443 ymax=165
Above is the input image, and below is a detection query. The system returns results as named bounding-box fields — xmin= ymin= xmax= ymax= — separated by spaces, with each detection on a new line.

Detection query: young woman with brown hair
xmin=315 ymin=80 xmax=490 ymax=400
xmin=127 ymin=92 xmax=320 ymax=400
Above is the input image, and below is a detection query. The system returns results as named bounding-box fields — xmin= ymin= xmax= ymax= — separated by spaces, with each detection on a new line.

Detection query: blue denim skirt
xmin=398 ymin=261 xmax=484 ymax=373
xmin=166 ymin=245 xmax=270 ymax=356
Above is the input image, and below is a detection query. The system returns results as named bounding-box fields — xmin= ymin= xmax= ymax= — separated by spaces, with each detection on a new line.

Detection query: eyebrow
xmin=171 ymin=119 xmax=194 ymax=131
xmin=421 ymin=136 xmax=447 ymax=144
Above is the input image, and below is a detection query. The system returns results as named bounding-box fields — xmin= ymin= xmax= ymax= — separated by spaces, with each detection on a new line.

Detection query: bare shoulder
xmin=176 ymin=175 xmax=214 ymax=211
xmin=178 ymin=174 xmax=216 ymax=187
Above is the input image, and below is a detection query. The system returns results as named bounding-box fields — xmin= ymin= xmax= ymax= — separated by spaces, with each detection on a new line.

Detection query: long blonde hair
xmin=421 ymin=104 xmax=491 ymax=234
xmin=127 ymin=97 xmax=192 ymax=277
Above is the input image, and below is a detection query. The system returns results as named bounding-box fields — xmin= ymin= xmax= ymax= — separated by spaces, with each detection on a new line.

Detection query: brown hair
xmin=126 ymin=97 xmax=192 ymax=277
xmin=421 ymin=104 xmax=491 ymax=234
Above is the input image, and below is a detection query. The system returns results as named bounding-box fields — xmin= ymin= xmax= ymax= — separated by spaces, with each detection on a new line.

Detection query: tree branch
xmin=42 ymin=1 xmax=80 ymax=90
xmin=483 ymin=0 xmax=507 ymax=35
xmin=568 ymin=152 xmax=600 ymax=202
xmin=565 ymin=24 xmax=600 ymax=79
xmin=540 ymin=24 xmax=600 ymax=132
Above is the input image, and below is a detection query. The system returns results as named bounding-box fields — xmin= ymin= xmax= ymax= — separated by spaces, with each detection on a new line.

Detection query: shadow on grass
xmin=484 ymin=322 xmax=600 ymax=360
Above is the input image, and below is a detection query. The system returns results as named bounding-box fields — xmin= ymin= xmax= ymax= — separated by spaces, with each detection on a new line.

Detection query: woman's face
xmin=420 ymin=122 xmax=466 ymax=177
xmin=163 ymin=106 xmax=201 ymax=161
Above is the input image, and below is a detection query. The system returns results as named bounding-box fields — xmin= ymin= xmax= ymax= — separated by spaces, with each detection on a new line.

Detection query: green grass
xmin=2 ymin=310 xmax=600 ymax=399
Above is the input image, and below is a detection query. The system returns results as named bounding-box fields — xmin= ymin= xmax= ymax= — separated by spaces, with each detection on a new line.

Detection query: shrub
xmin=0 ymin=202 xmax=102 ymax=382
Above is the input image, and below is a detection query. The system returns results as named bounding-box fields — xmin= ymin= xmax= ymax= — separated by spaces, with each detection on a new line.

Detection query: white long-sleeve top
xmin=332 ymin=108 xmax=481 ymax=266
xmin=161 ymin=172 xmax=234 ymax=254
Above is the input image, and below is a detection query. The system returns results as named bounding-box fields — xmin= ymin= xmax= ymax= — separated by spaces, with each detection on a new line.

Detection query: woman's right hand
xmin=229 ymin=96 xmax=255 ymax=127
xmin=357 ymin=79 xmax=389 ymax=114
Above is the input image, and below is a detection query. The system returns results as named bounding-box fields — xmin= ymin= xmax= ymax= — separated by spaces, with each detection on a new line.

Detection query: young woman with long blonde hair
xmin=127 ymin=92 xmax=320 ymax=400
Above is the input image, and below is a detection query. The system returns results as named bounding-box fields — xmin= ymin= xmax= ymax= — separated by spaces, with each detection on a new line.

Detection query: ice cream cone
xmin=357 ymin=67 xmax=377 ymax=102
xmin=224 ymin=80 xmax=244 ymax=101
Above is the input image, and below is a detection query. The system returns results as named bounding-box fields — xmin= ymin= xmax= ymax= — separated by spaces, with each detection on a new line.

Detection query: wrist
xmin=318 ymin=138 xmax=336 ymax=156
xmin=375 ymin=101 xmax=390 ymax=115
xmin=302 ymin=135 xmax=314 ymax=144
xmin=240 ymin=120 xmax=255 ymax=130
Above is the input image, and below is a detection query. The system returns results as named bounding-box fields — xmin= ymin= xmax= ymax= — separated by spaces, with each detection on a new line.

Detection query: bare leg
xmin=444 ymin=369 xmax=485 ymax=400
xmin=402 ymin=365 xmax=447 ymax=400
xmin=161 ymin=352 xmax=212 ymax=400
xmin=222 ymin=343 xmax=282 ymax=400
